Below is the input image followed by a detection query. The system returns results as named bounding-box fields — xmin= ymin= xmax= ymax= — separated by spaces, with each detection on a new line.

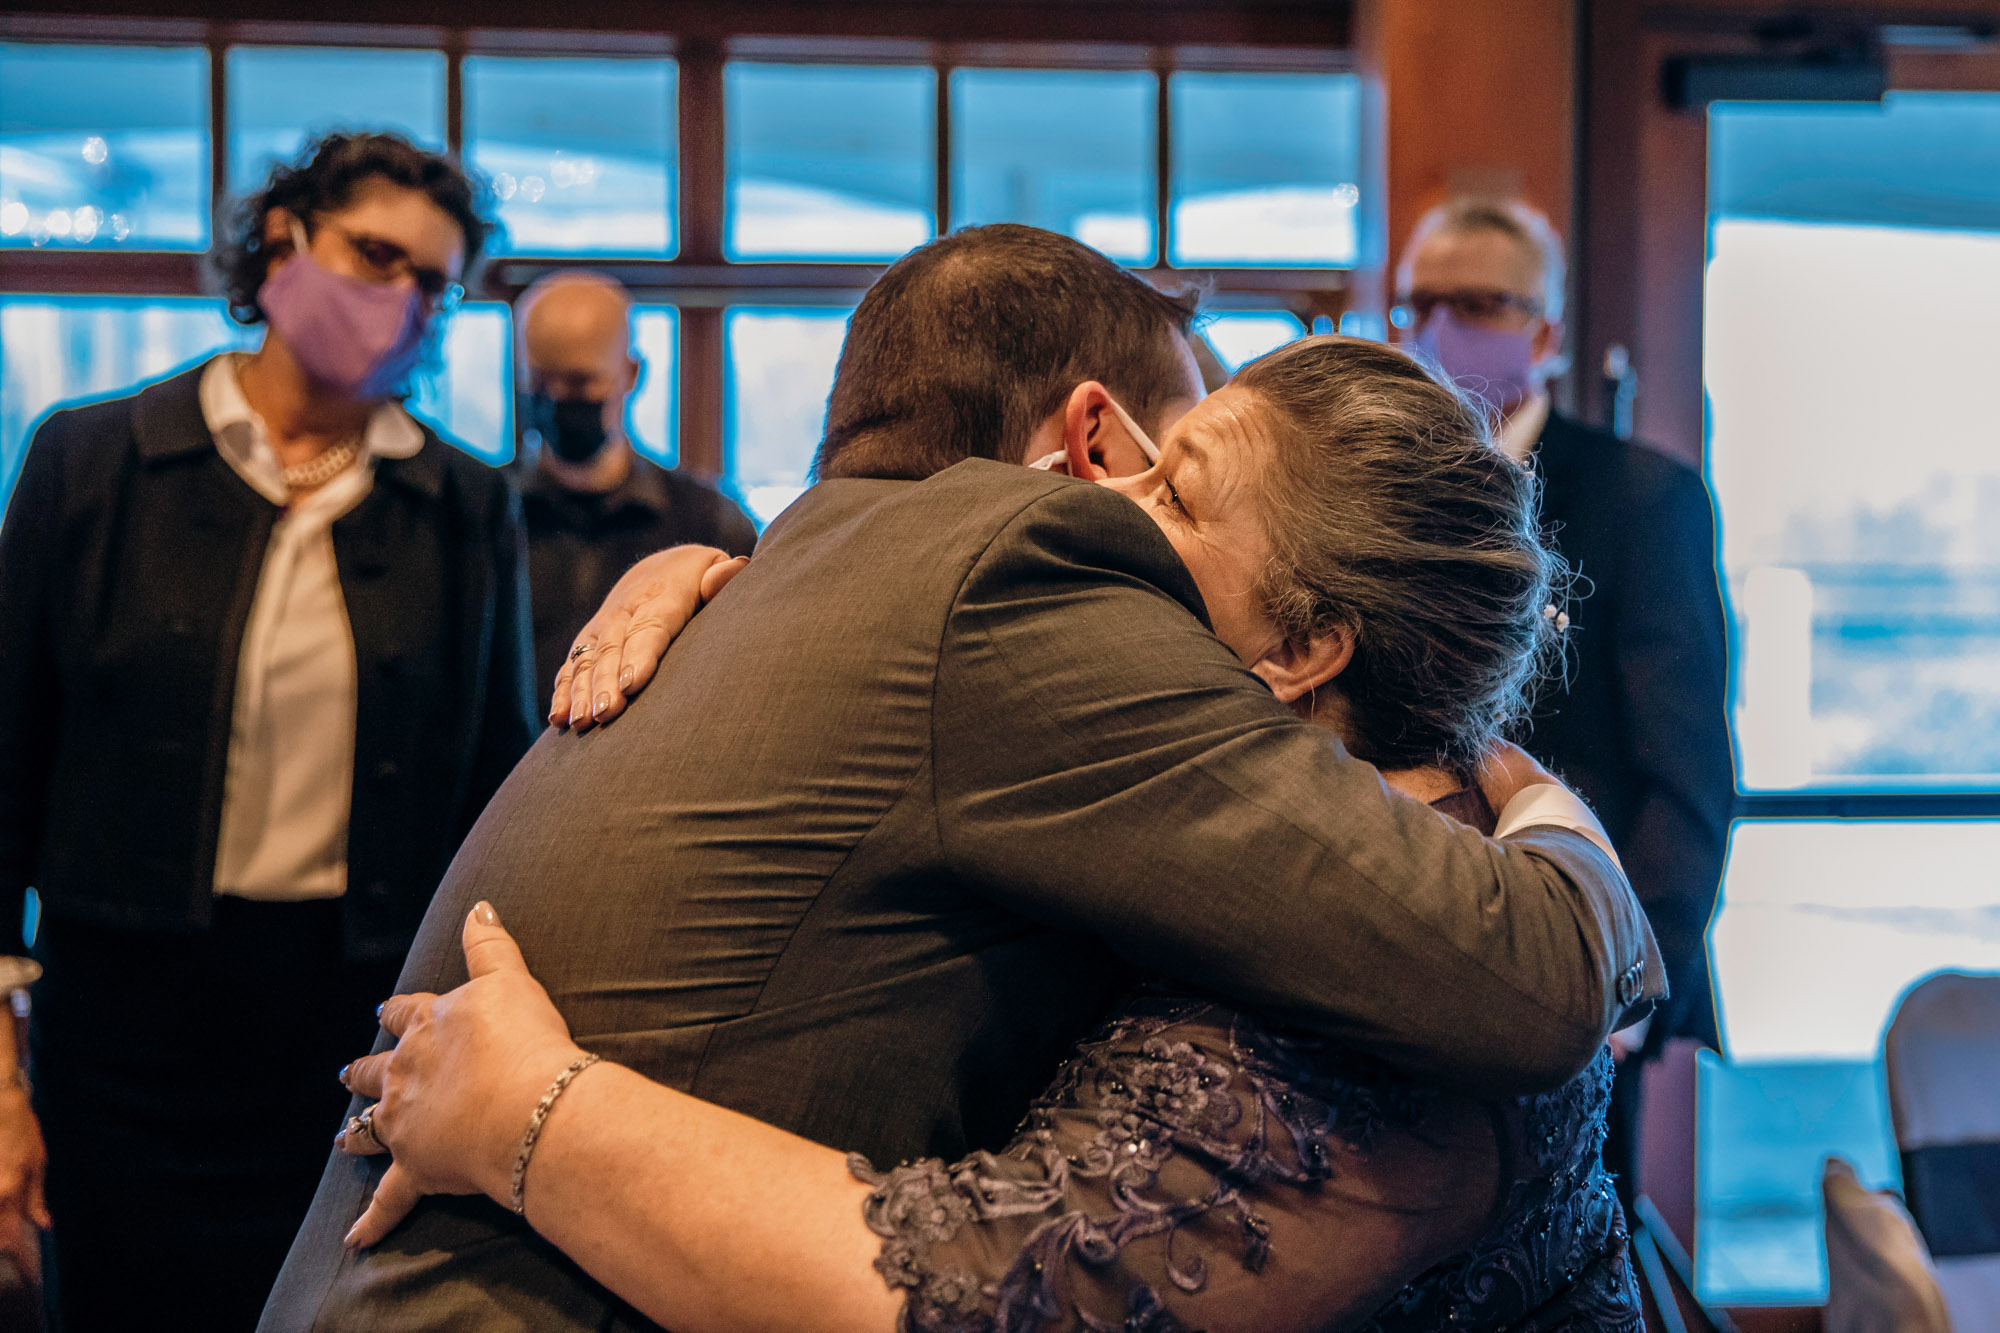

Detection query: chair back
xmin=1885 ymin=970 xmax=2000 ymax=1330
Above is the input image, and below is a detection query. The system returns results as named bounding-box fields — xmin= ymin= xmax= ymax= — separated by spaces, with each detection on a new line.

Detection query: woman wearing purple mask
xmin=0 ymin=132 xmax=537 ymax=1330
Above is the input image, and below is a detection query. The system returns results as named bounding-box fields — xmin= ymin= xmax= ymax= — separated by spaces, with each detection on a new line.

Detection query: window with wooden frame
xmin=0 ymin=19 xmax=1364 ymax=524
xmin=1580 ymin=10 xmax=2000 ymax=1308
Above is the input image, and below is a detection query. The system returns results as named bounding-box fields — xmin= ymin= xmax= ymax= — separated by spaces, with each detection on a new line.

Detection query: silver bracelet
xmin=509 ymin=1053 xmax=602 ymax=1217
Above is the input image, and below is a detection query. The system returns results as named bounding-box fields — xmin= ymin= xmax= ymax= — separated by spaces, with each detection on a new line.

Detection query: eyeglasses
xmin=312 ymin=218 xmax=464 ymax=312
xmin=1392 ymin=287 xmax=1544 ymax=329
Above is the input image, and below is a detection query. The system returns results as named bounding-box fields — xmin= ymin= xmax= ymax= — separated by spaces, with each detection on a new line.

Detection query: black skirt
xmin=29 ymin=896 xmax=401 ymax=1333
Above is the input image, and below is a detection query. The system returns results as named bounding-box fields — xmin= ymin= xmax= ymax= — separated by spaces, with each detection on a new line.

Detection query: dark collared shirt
xmin=521 ymin=450 xmax=758 ymax=691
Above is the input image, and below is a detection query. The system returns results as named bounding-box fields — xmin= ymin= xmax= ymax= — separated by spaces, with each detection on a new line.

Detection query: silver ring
xmin=568 ymin=641 xmax=594 ymax=663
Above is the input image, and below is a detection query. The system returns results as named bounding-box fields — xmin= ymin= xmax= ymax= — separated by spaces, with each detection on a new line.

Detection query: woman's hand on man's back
xmin=337 ymin=902 xmax=587 ymax=1248
xmin=548 ymin=546 xmax=749 ymax=732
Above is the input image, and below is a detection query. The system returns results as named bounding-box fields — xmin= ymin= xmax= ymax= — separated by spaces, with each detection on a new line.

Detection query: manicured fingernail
xmin=375 ymin=1001 xmax=385 ymax=1019
xmin=472 ymin=901 xmax=498 ymax=926
xmin=593 ymin=693 xmax=611 ymax=717
xmin=618 ymin=667 xmax=633 ymax=690
xmin=338 ymin=1063 xmax=351 ymax=1086
xmin=343 ymin=1224 xmax=361 ymax=1248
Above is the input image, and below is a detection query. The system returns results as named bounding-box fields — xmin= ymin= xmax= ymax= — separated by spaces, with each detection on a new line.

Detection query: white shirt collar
xmin=199 ymin=352 xmax=423 ymax=506
xmin=1498 ymin=390 xmax=1552 ymax=465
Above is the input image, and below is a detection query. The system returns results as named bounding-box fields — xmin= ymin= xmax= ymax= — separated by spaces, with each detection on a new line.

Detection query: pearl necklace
xmin=282 ymin=434 xmax=363 ymax=493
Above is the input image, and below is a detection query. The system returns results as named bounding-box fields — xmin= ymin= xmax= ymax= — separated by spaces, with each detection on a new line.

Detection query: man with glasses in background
xmin=513 ymin=272 xmax=756 ymax=698
xmin=1397 ymin=197 xmax=1736 ymax=1214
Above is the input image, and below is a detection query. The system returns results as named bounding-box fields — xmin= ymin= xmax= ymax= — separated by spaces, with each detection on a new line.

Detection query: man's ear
xmin=1249 ymin=624 xmax=1355 ymax=705
xmin=624 ymin=350 xmax=644 ymax=397
xmin=1060 ymin=381 xmax=1114 ymax=481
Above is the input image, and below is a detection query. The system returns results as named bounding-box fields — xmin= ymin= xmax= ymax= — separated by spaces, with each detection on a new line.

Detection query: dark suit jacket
xmin=1529 ymin=411 xmax=1736 ymax=1043
xmin=0 ymin=363 xmax=538 ymax=961
xmin=264 ymin=459 xmax=1660 ymax=1332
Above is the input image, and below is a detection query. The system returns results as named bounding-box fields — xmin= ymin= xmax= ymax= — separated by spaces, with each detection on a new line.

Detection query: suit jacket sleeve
xmin=931 ymin=481 xmax=1662 ymax=1097
xmin=460 ymin=471 xmax=538 ymax=839
xmin=1607 ymin=462 xmax=1735 ymax=1040
xmin=0 ymin=417 xmax=66 ymax=955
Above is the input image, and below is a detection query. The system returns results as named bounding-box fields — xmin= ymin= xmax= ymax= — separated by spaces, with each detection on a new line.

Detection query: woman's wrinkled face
xmin=1097 ymin=384 xmax=1287 ymax=666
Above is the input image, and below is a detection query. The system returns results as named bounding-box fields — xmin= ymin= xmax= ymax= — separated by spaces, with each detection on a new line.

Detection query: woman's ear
xmin=263 ymin=207 xmax=300 ymax=256
xmin=1060 ymin=382 xmax=1113 ymax=481
xmin=1250 ymin=623 xmax=1355 ymax=705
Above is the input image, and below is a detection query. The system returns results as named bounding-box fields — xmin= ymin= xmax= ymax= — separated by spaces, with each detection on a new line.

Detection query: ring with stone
xmin=343 ymin=1104 xmax=382 ymax=1149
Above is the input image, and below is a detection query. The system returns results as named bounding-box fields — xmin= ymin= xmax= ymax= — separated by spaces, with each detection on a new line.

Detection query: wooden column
xmin=676 ymin=39 xmax=727 ymax=477
xmin=1355 ymin=0 xmax=1577 ymax=390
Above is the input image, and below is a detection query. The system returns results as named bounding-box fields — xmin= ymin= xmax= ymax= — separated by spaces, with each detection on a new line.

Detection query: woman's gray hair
xmin=1235 ymin=335 xmax=1567 ymax=776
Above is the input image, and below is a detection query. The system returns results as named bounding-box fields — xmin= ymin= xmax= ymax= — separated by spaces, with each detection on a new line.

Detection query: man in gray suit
xmin=264 ymin=225 xmax=1658 ymax=1331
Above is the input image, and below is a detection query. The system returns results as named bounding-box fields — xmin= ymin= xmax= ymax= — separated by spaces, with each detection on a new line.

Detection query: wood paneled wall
xmin=1364 ymin=0 xmax=1576 ymax=289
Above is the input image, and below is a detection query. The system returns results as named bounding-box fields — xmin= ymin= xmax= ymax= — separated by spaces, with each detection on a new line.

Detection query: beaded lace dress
xmin=850 ymin=791 xmax=1641 ymax=1333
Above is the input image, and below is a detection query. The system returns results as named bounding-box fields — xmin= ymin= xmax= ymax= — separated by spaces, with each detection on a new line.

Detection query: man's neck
xmin=1497 ymin=389 xmax=1552 ymax=465
xmin=538 ymin=437 xmax=635 ymax=495
xmin=239 ymin=335 xmax=374 ymax=448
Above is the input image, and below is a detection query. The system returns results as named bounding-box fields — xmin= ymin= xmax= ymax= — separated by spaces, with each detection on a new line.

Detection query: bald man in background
xmin=516 ymin=272 xmax=757 ymax=691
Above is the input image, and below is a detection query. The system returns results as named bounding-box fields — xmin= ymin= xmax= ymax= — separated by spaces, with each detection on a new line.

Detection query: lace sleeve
xmin=848 ymin=995 xmax=1519 ymax=1333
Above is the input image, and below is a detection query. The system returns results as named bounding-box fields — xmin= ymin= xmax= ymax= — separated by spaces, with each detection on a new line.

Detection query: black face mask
xmin=522 ymin=392 xmax=611 ymax=465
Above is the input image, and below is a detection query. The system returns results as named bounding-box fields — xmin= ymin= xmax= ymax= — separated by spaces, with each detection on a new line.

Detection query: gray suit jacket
xmin=263 ymin=459 xmax=1660 ymax=1332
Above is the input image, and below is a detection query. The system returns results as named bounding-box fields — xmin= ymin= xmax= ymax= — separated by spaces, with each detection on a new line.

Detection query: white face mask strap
xmin=1100 ymin=393 xmax=1161 ymax=465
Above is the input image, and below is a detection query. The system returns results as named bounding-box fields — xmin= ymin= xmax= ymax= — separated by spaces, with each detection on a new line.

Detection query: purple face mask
xmin=260 ymin=221 xmax=429 ymax=399
xmin=1411 ymin=307 xmax=1538 ymax=416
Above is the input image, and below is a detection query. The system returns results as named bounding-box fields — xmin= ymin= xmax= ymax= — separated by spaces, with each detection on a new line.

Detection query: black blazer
xmin=0 ymin=362 xmax=538 ymax=960
xmin=1529 ymin=410 xmax=1737 ymax=1043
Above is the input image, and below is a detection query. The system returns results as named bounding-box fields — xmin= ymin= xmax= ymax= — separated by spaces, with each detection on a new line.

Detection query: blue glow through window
xmin=1696 ymin=1053 xmax=1898 ymax=1305
xmin=1695 ymin=818 xmax=2000 ymax=1303
xmin=629 ymin=305 xmax=679 ymax=468
xmin=725 ymin=64 xmax=934 ymax=262
xmin=1199 ymin=311 xmax=1306 ymax=372
xmin=0 ymin=296 xmax=247 ymax=496
xmin=0 ymin=296 xmax=516 ymax=500
xmin=950 ymin=68 xmax=1155 ymax=264
xmin=1708 ymin=95 xmax=2000 ymax=789
xmin=1168 ymin=72 xmax=1360 ymax=268
xmin=406 ymin=302 xmax=512 ymax=464
xmin=465 ymin=56 xmax=677 ymax=257
xmin=226 ymin=47 xmax=445 ymax=197
xmin=0 ymin=43 xmax=211 ymax=250
xmin=723 ymin=306 xmax=851 ymax=525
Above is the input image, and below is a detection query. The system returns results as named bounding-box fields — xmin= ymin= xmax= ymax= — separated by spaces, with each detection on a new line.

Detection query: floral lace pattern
xmin=854 ymin=992 xmax=1638 ymax=1332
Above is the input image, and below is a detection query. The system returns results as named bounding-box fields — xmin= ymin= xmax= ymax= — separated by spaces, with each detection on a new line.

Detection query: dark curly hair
xmin=216 ymin=131 xmax=494 ymax=326
xmin=1235 ymin=335 xmax=1569 ymax=777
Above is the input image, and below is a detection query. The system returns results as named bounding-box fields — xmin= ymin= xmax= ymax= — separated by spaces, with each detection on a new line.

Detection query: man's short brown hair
xmin=815 ymin=225 xmax=1200 ymax=481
